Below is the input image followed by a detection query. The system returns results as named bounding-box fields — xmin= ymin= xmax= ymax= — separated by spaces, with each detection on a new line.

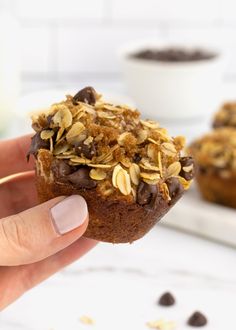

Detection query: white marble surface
xmin=1 ymin=226 xmax=236 ymax=330
xmin=163 ymin=185 xmax=236 ymax=248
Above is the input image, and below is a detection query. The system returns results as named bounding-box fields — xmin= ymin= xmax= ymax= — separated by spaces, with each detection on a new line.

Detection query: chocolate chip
xmin=51 ymin=159 xmax=73 ymax=178
xmin=73 ymin=87 xmax=97 ymax=105
xmin=187 ymin=311 xmax=207 ymax=327
xmin=68 ymin=167 xmax=97 ymax=189
xmin=199 ymin=166 xmax=207 ymax=175
xmin=158 ymin=292 xmax=175 ymax=306
xmin=27 ymin=132 xmax=50 ymax=159
xmin=47 ymin=114 xmax=54 ymax=126
xmin=179 ymin=156 xmax=195 ymax=181
xmin=76 ymin=142 xmax=96 ymax=159
xmin=166 ymin=177 xmax=184 ymax=202
xmin=132 ymin=48 xmax=216 ymax=62
xmin=133 ymin=153 xmax=142 ymax=163
xmin=137 ymin=182 xmax=158 ymax=206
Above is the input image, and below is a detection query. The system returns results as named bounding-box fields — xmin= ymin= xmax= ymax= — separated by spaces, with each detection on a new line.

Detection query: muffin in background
xmin=213 ymin=102 xmax=236 ymax=128
xmin=189 ymin=127 xmax=236 ymax=209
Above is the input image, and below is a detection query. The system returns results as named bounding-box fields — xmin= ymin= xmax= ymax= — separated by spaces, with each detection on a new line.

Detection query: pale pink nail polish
xmin=51 ymin=195 xmax=88 ymax=235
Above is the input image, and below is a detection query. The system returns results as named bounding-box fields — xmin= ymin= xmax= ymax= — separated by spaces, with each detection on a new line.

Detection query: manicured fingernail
xmin=51 ymin=195 xmax=88 ymax=235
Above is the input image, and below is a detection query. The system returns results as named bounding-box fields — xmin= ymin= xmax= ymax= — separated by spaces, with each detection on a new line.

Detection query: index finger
xmin=0 ymin=134 xmax=35 ymax=178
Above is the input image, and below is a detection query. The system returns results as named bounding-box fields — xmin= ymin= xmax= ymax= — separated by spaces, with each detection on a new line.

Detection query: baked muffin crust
xmin=29 ymin=87 xmax=194 ymax=242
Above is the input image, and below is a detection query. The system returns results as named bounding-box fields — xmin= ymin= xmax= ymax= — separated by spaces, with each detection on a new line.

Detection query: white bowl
xmin=120 ymin=42 xmax=226 ymax=122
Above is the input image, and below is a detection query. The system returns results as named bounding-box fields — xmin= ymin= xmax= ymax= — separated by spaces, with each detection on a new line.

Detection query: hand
xmin=0 ymin=135 xmax=97 ymax=310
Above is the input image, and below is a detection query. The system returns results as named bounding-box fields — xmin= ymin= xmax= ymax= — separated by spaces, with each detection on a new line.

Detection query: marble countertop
xmin=1 ymin=226 xmax=235 ymax=330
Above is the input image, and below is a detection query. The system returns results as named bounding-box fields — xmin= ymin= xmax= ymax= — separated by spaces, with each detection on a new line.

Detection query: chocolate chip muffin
xmin=29 ymin=86 xmax=194 ymax=243
xmin=189 ymin=127 xmax=236 ymax=208
xmin=213 ymin=102 xmax=236 ymax=128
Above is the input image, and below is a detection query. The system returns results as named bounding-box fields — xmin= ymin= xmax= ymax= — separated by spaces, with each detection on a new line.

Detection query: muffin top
xmin=29 ymin=87 xmax=194 ymax=206
xmin=189 ymin=127 xmax=236 ymax=178
xmin=213 ymin=102 xmax=236 ymax=128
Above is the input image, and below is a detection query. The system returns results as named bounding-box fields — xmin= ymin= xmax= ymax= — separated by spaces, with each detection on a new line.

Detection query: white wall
xmin=7 ymin=0 xmax=236 ymax=85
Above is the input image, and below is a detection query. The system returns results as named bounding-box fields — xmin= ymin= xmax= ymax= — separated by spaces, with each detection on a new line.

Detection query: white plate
xmin=162 ymin=184 xmax=236 ymax=248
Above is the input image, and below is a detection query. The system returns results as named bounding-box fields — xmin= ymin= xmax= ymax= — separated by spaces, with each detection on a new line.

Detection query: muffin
xmin=213 ymin=102 xmax=236 ymax=128
xmin=28 ymin=86 xmax=194 ymax=243
xmin=189 ymin=127 xmax=236 ymax=208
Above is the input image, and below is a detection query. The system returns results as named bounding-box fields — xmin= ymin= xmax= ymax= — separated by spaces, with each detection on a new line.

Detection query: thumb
xmin=0 ymin=195 xmax=89 ymax=266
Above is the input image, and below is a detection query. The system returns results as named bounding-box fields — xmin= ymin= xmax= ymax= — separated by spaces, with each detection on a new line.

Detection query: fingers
xmin=22 ymin=237 xmax=97 ymax=290
xmin=0 ymin=171 xmax=38 ymax=218
xmin=0 ymin=134 xmax=34 ymax=179
xmin=0 ymin=238 xmax=97 ymax=311
xmin=0 ymin=195 xmax=89 ymax=266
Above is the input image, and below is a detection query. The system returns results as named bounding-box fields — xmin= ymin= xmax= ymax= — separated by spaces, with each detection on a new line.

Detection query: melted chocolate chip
xmin=179 ymin=156 xmax=195 ymax=181
xmin=166 ymin=177 xmax=184 ymax=202
xmin=76 ymin=142 xmax=96 ymax=159
xmin=133 ymin=153 xmax=142 ymax=163
xmin=187 ymin=311 xmax=207 ymax=327
xmin=27 ymin=132 xmax=50 ymax=159
xmin=73 ymin=86 xmax=97 ymax=105
xmin=158 ymin=292 xmax=175 ymax=306
xmin=47 ymin=114 xmax=54 ymax=126
xmin=198 ymin=166 xmax=208 ymax=175
xmin=51 ymin=160 xmax=73 ymax=178
xmin=137 ymin=182 xmax=158 ymax=206
xmin=68 ymin=167 xmax=97 ymax=189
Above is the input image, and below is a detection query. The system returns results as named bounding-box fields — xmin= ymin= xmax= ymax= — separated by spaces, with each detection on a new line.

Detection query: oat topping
xmin=146 ymin=319 xmax=176 ymax=330
xmin=79 ymin=315 xmax=94 ymax=325
xmin=189 ymin=127 xmax=236 ymax=177
xmin=213 ymin=102 xmax=236 ymax=128
xmin=29 ymin=86 xmax=193 ymax=203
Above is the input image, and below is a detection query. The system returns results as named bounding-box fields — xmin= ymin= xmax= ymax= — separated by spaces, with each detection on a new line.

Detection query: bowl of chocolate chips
xmin=120 ymin=42 xmax=225 ymax=122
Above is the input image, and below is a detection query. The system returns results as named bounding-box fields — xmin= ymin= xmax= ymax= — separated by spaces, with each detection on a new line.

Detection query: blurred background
xmin=10 ymin=0 xmax=236 ymax=88
xmin=1 ymin=0 xmax=236 ymax=137
xmin=1 ymin=1 xmax=236 ymax=329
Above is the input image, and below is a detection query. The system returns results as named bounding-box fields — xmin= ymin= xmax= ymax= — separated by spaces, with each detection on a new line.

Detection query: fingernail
xmin=51 ymin=195 xmax=88 ymax=235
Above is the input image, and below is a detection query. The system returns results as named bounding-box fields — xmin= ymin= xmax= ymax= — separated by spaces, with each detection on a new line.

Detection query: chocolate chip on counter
xmin=179 ymin=156 xmax=195 ymax=181
xmin=158 ymin=292 xmax=175 ymax=306
xmin=68 ymin=167 xmax=97 ymax=189
xmin=137 ymin=182 xmax=158 ymax=206
xmin=187 ymin=311 xmax=207 ymax=327
xmin=76 ymin=142 xmax=96 ymax=159
xmin=51 ymin=159 xmax=73 ymax=178
xmin=166 ymin=177 xmax=184 ymax=201
xmin=73 ymin=86 xmax=97 ymax=105
xmin=27 ymin=132 xmax=50 ymax=159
